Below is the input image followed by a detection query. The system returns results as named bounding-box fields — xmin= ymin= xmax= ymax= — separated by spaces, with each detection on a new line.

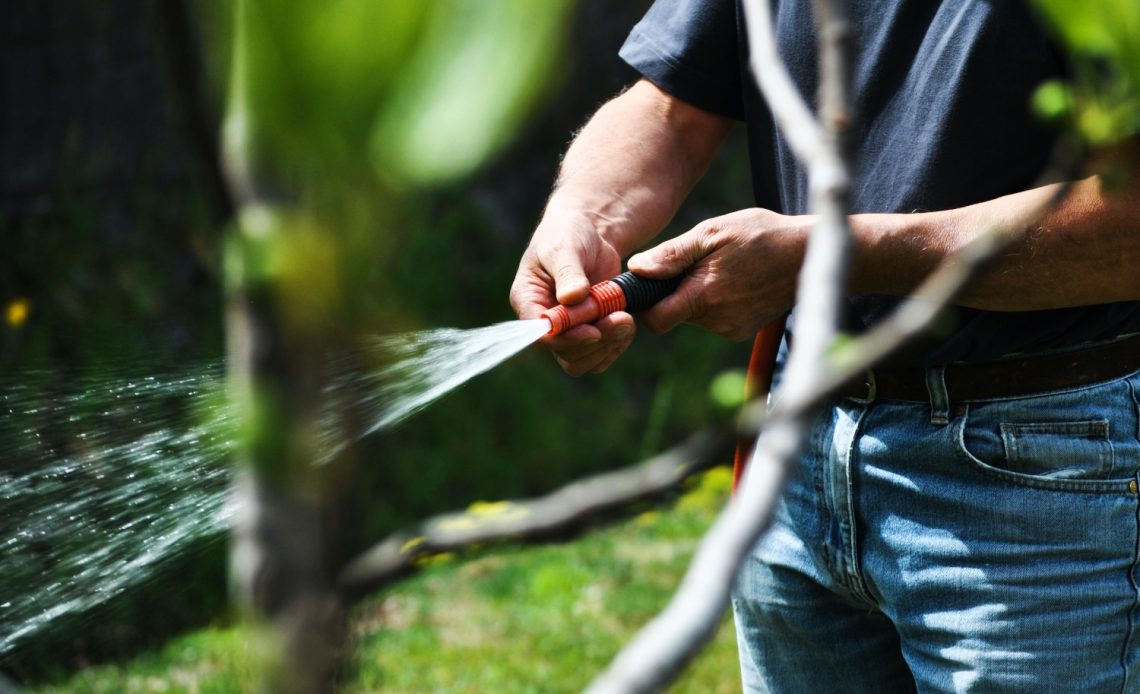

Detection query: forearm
xmin=541 ymin=78 xmax=733 ymax=257
xmin=851 ymin=172 xmax=1140 ymax=311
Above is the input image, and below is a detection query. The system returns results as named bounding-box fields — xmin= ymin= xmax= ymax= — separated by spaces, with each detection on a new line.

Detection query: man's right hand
xmin=507 ymin=78 xmax=732 ymax=376
xmin=509 ymin=208 xmax=637 ymax=376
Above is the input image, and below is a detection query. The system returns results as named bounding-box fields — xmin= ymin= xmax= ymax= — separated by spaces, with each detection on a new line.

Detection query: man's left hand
xmin=627 ymin=208 xmax=808 ymax=340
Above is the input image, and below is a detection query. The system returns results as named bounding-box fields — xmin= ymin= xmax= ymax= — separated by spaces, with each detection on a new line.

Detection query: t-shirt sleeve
xmin=619 ymin=0 xmax=744 ymax=119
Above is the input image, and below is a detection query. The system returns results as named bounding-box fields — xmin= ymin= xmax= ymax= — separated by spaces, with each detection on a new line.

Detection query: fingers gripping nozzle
xmin=540 ymin=271 xmax=683 ymax=337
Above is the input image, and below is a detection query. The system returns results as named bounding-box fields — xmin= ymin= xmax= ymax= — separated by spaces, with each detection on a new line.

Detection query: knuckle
xmin=590 ymin=355 xmax=617 ymax=375
xmin=556 ymin=343 xmax=598 ymax=362
xmin=508 ymin=284 xmax=530 ymax=312
xmin=554 ymin=258 xmax=582 ymax=280
xmin=694 ymin=222 xmax=720 ymax=247
xmin=656 ymin=242 xmax=685 ymax=266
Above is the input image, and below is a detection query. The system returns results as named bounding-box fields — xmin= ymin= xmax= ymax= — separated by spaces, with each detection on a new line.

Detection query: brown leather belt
xmin=839 ymin=332 xmax=1140 ymax=402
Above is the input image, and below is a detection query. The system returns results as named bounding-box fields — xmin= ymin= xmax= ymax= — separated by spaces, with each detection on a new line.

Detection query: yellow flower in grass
xmin=6 ymin=298 xmax=30 ymax=327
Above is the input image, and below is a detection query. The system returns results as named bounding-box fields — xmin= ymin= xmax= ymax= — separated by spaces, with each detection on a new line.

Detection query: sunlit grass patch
xmin=345 ymin=468 xmax=739 ymax=693
xmin=30 ymin=469 xmax=739 ymax=693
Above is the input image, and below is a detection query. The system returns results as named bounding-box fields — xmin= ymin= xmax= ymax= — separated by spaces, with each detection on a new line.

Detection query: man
xmin=510 ymin=1 xmax=1140 ymax=691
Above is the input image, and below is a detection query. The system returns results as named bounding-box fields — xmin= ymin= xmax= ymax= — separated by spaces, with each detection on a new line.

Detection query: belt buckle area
xmin=847 ymin=369 xmax=877 ymax=404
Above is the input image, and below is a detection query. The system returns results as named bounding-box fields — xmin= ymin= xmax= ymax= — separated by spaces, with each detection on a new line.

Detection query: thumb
xmin=550 ymin=247 xmax=591 ymax=305
xmin=628 ymin=227 xmax=713 ymax=278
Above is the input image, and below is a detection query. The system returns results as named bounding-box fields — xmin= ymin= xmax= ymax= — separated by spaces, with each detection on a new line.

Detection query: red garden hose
xmin=732 ymin=317 xmax=787 ymax=492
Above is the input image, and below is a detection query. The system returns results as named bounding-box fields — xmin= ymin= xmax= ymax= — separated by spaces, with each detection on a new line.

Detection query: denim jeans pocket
xmin=998 ymin=419 xmax=1113 ymax=478
xmin=956 ymin=373 xmax=1140 ymax=492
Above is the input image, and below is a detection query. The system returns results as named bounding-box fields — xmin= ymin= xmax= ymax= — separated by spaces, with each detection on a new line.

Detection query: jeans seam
xmin=812 ymin=410 xmax=834 ymax=576
xmin=1121 ymin=474 xmax=1140 ymax=693
xmin=840 ymin=402 xmax=877 ymax=607
xmin=1119 ymin=375 xmax=1140 ymax=693
xmin=1132 ymin=370 xmax=1140 ymax=444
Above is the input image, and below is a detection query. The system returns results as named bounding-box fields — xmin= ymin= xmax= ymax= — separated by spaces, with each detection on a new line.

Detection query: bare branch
xmin=578 ymin=131 xmax=1083 ymax=694
xmin=337 ymin=428 xmax=735 ymax=601
xmin=777 ymin=0 xmax=853 ymax=396
xmin=586 ymin=3 xmax=1085 ymax=690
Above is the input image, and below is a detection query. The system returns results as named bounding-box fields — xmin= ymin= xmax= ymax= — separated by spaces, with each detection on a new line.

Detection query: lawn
xmin=32 ymin=468 xmax=741 ymax=693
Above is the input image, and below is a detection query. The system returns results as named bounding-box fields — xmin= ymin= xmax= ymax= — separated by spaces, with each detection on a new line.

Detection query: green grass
xmin=31 ymin=469 xmax=740 ymax=693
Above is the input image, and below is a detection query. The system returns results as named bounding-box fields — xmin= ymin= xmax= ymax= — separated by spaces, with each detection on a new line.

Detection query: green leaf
xmin=708 ymin=369 xmax=747 ymax=410
xmin=226 ymin=0 xmax=433 ymax=182
xmin=224 ymin=0 xmax=572 ymax=189
xmin=370 ymin=0 xmax=574 ymax=186
xmin=1031 ymin=80 xmax=1073 ymax=124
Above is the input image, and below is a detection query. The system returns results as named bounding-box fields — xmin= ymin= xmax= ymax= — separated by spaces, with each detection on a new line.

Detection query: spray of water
xmin=317 ymin=318 xmax=551 ymax=460
xmin=1 ymin=318 xmax=551 ymax=657
xmin=0 ymin=361 xmax=237 ymax=658
xmin=363 ymin=318 xmax=550 ymax=429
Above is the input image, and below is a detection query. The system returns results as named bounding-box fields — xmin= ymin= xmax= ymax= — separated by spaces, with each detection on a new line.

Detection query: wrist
xmin=540 ymin=190 xmax=658 ymax=259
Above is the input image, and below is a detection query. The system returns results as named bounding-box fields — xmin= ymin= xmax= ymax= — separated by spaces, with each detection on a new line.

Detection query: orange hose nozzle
xmin=538 ymin=271 xmax=684 ymax=337
xmin=541 ymin=279 xmax=626 ymax=337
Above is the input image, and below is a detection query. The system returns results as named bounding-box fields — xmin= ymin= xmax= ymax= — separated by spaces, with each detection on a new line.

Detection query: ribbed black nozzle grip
xmin=611 ymin=271 xmax=684 ymax=312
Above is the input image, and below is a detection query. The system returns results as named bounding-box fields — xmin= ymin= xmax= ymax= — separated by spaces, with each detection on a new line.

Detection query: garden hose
xmin=540 ymin=271 xmax=684 ymax=337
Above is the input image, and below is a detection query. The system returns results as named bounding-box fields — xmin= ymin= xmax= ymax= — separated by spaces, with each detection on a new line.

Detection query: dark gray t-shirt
xmin=620 ymin=0 xmax=1140 ymax=366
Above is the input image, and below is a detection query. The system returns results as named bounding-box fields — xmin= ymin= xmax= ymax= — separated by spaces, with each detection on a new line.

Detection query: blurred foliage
xmin=1031 ymin=0 xmax=1140 ymax=144
xmin=225 ymin=0 xmax=573 ymax=191
xmin=708 ymin=369 xmax=748 ymax=411
xmin=370 ymin=2 xmax=574 ymax=186
xmin=1 ymin=0 xmax=748 ymax=683
xmin=1 ymin=189 xmax=221 ymax=372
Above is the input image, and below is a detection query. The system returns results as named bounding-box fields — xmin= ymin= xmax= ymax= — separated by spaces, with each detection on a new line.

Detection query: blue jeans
xmin=732 ymin=368 xmax=1140 ymax=693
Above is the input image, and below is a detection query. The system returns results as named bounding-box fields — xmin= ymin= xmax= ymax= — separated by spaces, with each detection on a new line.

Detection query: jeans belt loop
xmin=926 ymin=366 xmax=951 ymax=425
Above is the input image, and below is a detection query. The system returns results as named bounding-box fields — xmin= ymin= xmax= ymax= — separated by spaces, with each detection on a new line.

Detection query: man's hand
xmin=628 ymin=208 xmax=808 ymax=340
xmin=509 ymin=208 xmax=637 ymax=376
xmin=508 ymin=79 xmax=733 ymax=376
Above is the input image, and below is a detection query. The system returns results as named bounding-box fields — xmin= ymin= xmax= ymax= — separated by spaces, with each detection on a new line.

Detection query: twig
xmin=749 ymin=140 xmax=1082 ymax=421
xmin=337 ymin=428 xmax=735 ymax=602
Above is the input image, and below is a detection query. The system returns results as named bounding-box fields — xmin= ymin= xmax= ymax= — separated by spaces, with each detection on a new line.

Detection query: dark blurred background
xmin=0 ymin=0 xmax=751 ymax=682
